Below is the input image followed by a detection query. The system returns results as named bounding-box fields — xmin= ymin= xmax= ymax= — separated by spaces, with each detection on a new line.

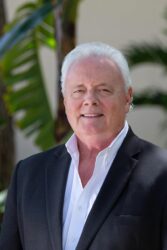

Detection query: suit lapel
xmin=76 ymin=129 xmax=141 ymax=250
xmin=45 ymin=146 xmax=71 ymax=250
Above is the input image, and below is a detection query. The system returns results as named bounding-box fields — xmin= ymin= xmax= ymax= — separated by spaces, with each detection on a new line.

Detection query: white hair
xmin=61 ymin=42 xmax=132 ymax=95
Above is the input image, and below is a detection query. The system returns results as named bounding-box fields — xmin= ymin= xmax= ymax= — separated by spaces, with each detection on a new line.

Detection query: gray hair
xmin=61 ymin=42 xmax=132 ymax=95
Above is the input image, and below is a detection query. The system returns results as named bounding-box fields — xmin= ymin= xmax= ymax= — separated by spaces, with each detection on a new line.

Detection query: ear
xmin=125 ymin=87 xmax=133 ymax=112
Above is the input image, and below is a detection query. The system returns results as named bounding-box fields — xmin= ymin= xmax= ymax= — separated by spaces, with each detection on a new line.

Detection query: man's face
xmin=63 ymin=56 xmax=133 ymax=142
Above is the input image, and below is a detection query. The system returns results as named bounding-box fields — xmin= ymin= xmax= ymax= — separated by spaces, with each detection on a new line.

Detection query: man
xmin=0 ymin=42 xmax=167 ymax=250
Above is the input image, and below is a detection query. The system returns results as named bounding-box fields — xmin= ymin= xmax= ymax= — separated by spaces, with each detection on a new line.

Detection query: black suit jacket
xmin=1 ymin=128 xmax=167 ymax=250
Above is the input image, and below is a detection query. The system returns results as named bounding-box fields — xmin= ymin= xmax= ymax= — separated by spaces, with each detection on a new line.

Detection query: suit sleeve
xmin=0 ymin=162 xmax=23 ymax=250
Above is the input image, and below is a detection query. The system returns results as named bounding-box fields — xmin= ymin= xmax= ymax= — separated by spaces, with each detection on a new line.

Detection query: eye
xmin=101 ymin=89 xmax=110 ymax=92
xmin=73 ymin=89 xmax=84 ymax=93
xmin=72 ymin=89 xmax=85 ymax=98
xmin=98 ymin=88 xmax=112 ymax=95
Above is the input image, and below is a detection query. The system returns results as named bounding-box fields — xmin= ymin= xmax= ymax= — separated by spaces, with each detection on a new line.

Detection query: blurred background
xmin=0 ymin=0 xmax=167 ymax=220
xmin=6 ymin=0 xmax=167 ymax=160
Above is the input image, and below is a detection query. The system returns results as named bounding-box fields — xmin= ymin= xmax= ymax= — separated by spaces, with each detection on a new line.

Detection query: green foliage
xmin=0 ymin=0 xmax=83 ymax=150
xmin=0 ymin=2 xmax=56 ymax=58
xmin=63 ymin=0 xmax=83 ymax=22
xmin=0 ymin=189 xmax=7 ymax=214
xmin=123 ymin=7 xmax=167 ymax=142
xmin=125 ymin=43 xmax=167 ymax=70
xmin=1 ymin=2 xmax=56 ymax=150
xmin=124 ymin=43 xmax=167 ymax=111
xmin=124 ymin=43 xmax=167 ymax=109
xmin=0 ymin=117 xmax=6 ymax=128
xmin=0 ymin=190 xmax=7 ymax=230
xmin=133 ymin=90 xmax=167 ymax=110
xmin=124 ymin=4 xmax=167 ymax=113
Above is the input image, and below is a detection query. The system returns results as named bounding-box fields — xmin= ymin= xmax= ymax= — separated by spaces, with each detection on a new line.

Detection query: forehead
xmin=65 ymin=56 xmax=124 ymax=87
xmin=68 ymin=56 xmax=119 ymax=74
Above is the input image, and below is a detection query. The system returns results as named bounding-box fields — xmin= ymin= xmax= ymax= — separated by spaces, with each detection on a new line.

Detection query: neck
xmin=76 ymin=123 xmax=126 ymax=157
xmin=77 ymin=136 xmax=113 ymax=160
xmin=77 ymin=139 xmax=107 ymax=187
xmin=74 ymin=125 xmax=127 ymax=187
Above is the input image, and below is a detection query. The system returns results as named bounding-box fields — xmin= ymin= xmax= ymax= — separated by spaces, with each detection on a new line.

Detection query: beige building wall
xmin=5 ymin=0 xmax=167 ymax=162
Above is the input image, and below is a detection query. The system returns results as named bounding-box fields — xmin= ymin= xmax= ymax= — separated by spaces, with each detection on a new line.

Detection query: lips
xmin=81 ymin=113 xmax=103 ymax=118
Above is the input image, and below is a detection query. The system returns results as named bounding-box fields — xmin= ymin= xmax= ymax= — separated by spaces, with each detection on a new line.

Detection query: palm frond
xmin=124 ymin=43 xmax=167 ymax=69
xmin=134 ymin=90 xmax=167 ymax=110
xmin=37 ymin=16 xmax=56 ymax=48
xmin=0 ymin=1 xmax=57 ymax=58
xmin=36 ymin=1 xmax=56 ymax=49
xmin=2 ymin=3 xmax=55 ymax=150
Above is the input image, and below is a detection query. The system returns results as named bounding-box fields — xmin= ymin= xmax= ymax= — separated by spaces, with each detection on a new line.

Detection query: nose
xmin=83 ymin=90 xmax=99 ymax=106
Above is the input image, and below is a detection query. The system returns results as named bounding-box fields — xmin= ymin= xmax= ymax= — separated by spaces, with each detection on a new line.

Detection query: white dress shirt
xmin=62 ymin=121 xmax=129 ymax=250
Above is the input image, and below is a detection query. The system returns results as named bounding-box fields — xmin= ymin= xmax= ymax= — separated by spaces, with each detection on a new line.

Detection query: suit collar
xmin=76 ymin=128 xmax=141 ymax=250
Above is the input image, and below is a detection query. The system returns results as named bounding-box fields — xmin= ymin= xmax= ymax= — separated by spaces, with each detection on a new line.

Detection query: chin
xmin=79 ymin=128 xmax=107 ymax=137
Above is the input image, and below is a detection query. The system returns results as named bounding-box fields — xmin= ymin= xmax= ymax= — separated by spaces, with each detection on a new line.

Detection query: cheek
xmin=64 ymin=107 xmax=75 ymax=128
xmin=64 ymin=99 xmax=72 ymax=119
xmin=103 ymin=100 xmax=118 ymax=112
xmin=104 ymin=99 xmax=127 ymax=115
xmin=64 ymin=99 xmax=80 ymax=118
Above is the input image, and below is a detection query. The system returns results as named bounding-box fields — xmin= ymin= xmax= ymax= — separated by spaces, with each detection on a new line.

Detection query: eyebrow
xmin=71 ymin=82 xmax=112 ymax=90
xmin=73 ymin=83 xmax=109 ymax=87
xmin=97 ymin=83 xmax=109 ymax=87
xmin=96 ymin=83 xmax=112 ymax=88
xmin=73 ymin=84 xmax=85 ymax=88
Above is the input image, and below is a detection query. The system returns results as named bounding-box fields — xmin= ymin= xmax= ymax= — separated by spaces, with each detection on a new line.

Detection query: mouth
xmin=81 ymin=113 xmax=104 ymax=118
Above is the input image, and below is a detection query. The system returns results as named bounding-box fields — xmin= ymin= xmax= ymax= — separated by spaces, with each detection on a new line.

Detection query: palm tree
xmin=124 ymin=43 xmax=167 ymax=111
xmin=2 ymin=2 xmax=167 ymax=152
xmin=0 ymin=0 xmax=83 ymax=150
xmin=0 ymin=0 xmax=15 ymax=190
xmin=0 ymin=0 xmax=83 ymax=224
xmin=123 ymin=8 xmax=167 ymax=137
xmin=0 ymin=0 xmax=15 ymax=223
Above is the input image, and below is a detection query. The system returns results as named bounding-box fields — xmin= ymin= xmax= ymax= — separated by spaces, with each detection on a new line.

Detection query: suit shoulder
xmin=16 ymin=144 xmax=67 ymax=172
xmin=23 ymin=144 xmax=66 ymax=160
xmin=138 ymin=137 xmax=167 ymax=164
xmin=127 ymin=129 xmax=167 ymax=164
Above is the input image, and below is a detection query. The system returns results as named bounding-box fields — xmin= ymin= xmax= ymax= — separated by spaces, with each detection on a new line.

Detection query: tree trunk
xmin=0 ymin=0 xmax=15 ymax=190
xmin=53 ymin=0 xmax=80 ymax=142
